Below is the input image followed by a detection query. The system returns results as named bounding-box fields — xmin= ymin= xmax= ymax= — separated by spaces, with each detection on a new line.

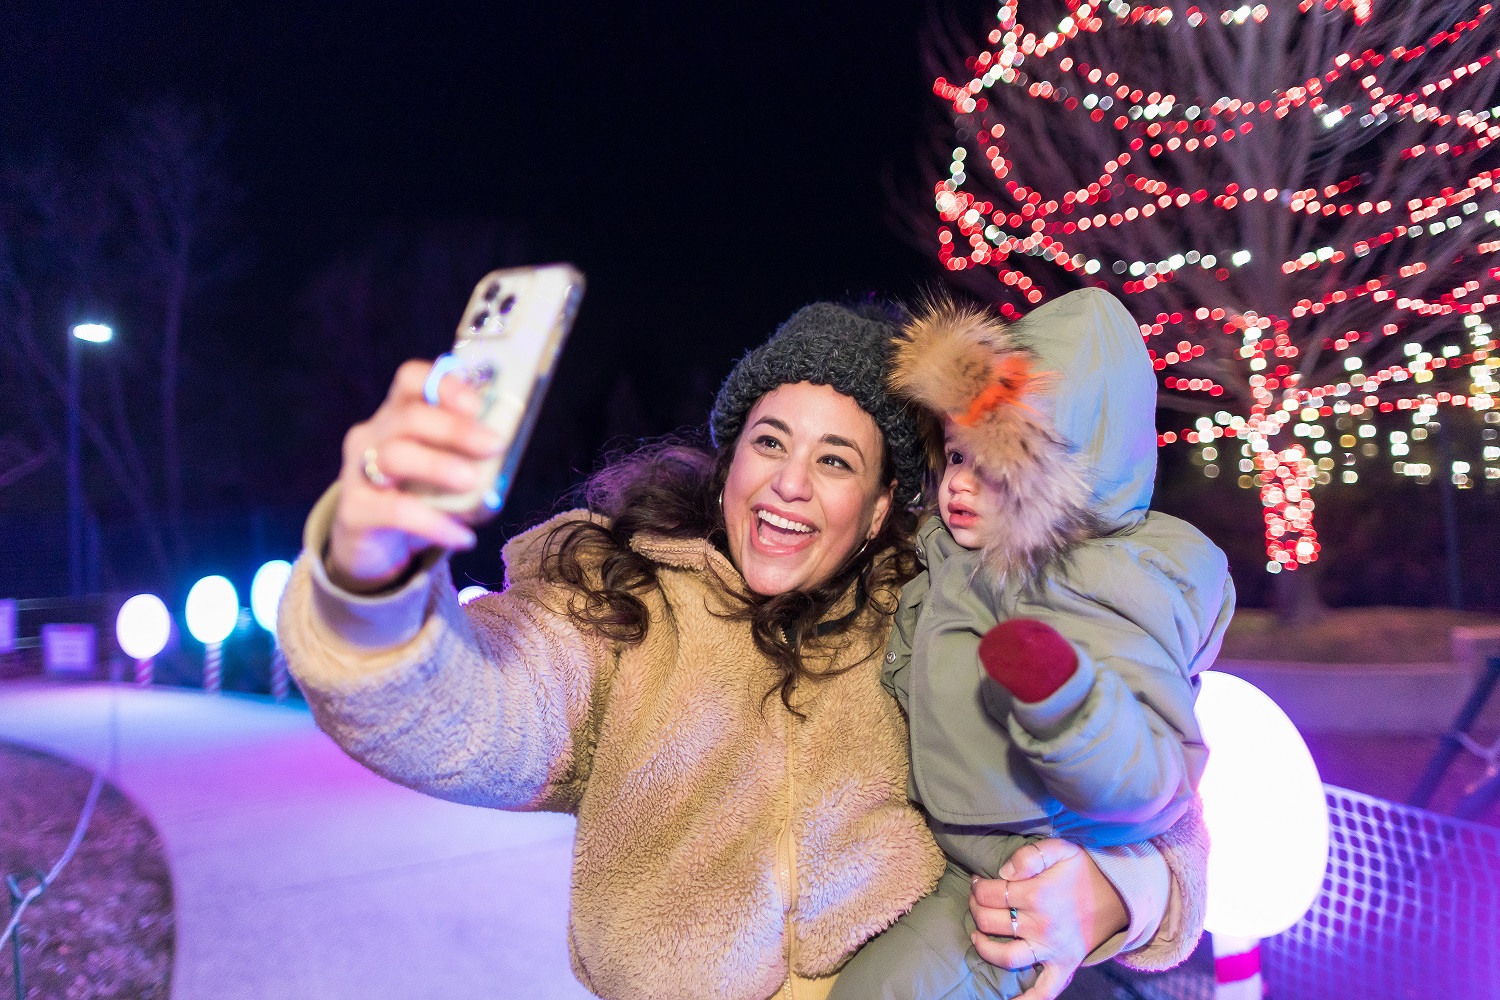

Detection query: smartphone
xmin=419 ymin=263 xmax=585 ymax=515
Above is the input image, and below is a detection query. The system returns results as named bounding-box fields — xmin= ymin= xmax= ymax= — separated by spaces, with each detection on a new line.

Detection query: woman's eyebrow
xmin=752 ymin=416 xmax=792 ymax=434
xmin=822 ymin=434 xmax=864 ymax=459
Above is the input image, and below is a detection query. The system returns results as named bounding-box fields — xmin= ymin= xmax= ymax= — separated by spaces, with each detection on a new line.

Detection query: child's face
xmin=938 ymin=417 xmax=1001 ymax=550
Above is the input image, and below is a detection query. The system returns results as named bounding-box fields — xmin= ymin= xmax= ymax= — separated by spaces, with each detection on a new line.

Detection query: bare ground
xmin=0 ymin=743 xmax=173 ymax=1000
xmin=1222 ymin=605 xmax=1500 ymax=663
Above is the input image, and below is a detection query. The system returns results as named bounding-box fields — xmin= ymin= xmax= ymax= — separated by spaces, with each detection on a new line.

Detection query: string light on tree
xmin=930 ymin=0 xmax=1500 ymax=573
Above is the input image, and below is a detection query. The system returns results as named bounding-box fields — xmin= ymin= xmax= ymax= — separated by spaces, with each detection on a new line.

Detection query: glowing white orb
xmin=185 ymin=575 xmax=239 ymax=645
xmin=1198 ymin=671 xmax=1329 ymax=939
xmin=116 ymin=594 xmax=170 ymax=660
xmin=250 ymin=560 xmax=293 ymax=633
xmin=457 ymin=585 xmax=490 ymax=605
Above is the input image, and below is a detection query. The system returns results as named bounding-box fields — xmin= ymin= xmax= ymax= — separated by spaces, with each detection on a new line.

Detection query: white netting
xmin=1094 ymin=784 xmax=1500 ymax=1000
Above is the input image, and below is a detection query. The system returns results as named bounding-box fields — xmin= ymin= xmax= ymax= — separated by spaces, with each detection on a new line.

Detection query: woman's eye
xmin=821 ymin=454 xmax=853 ymax=471
xmin=754 ymin=435 xmax=784 ymax=451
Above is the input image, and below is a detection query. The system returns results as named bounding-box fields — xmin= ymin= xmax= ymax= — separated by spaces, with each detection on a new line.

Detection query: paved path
xmin=0 ymin=681 xmax=593 ymax=999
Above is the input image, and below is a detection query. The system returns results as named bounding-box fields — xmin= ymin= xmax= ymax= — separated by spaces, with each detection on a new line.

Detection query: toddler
xmin=831 ymin=288 xmax=1235 ymax=1000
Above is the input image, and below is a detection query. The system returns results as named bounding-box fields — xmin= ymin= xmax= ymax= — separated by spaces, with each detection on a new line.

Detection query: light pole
xmin=67 ymin=322 xmax=112 ymax=597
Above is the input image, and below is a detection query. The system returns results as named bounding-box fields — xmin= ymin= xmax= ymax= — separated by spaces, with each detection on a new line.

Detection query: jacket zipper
xmin=776 ymin=724 xmax=799 ymax=998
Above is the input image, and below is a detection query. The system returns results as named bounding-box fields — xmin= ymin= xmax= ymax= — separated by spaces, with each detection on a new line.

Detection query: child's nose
xmin=950 ymin=467 xmax=978 ymax=494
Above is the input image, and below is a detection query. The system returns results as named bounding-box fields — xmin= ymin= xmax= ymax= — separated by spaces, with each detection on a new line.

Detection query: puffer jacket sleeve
xmin=278 ymin=485 xmax=614 ymax=814
xmin=999 ymin=517 xmax=1233 ymax=830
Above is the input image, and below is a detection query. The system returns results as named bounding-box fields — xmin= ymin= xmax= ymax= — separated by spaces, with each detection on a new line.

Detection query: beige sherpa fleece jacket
xmin=281 ymin=500 xmax=947 ymax=1000
xmin=281 ymin=488 xmax=1205 ymax=998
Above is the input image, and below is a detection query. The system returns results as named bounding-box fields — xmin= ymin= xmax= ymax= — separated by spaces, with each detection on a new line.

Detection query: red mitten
xmin=978 ymin=618 xmax=1079 ymax=704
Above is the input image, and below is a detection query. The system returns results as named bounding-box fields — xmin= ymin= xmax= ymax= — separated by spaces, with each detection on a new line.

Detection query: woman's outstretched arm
xmin=279 ymin=358 xmax=612 ymax=813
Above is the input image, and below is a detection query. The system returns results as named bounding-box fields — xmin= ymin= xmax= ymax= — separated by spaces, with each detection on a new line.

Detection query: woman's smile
xmin=751 ymin=503 xmax=819 ymax=552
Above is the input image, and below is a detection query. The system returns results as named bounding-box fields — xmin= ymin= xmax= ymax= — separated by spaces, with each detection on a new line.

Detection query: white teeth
xmin=758 ymin=511 xmax=814 ymax=533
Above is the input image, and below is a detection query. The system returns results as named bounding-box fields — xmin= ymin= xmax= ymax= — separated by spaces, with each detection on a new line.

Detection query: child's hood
xmin=889 ymin=287 xmax=1158 ymax=579
xmin=1012 ymin=287 xmax=1158 ymax=532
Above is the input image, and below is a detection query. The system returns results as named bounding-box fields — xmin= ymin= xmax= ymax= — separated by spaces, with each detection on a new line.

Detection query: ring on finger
xmin=1009 ymin=906 xmax=1020 ymax=939
xmin=1025 ymin=940 xmax=1040 ymax=968
xmin=362 ymin=445 xmax=394 ymax=489
xmin=1031 ymin=842 xmax=1049 ymax=869
xmin=1004 ymin=879 xmax=1012 ymax=911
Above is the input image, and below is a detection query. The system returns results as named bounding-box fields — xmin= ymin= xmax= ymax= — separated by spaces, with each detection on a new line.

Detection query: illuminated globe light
xmin=186 ymin=575 xmax=238 ymax=695
xmin=250 ymin=560 xmax=293 ymax=633
xmin=117 ymin=593 xmax=171 ymax=686
xmin=116 ymin=594 xmax=171 ymax=660
xmin=185 ymin=576 xmax=239 ymax=644
xmin=457 ymin=586 xmax=490 ymax=605
xmin=1197 ymin=671 xmax=1329 ymax=940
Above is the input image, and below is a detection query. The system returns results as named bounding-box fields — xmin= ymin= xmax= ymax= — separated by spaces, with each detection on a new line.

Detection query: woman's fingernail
xmin=999 ymin=864 xmax=1015 ymax=879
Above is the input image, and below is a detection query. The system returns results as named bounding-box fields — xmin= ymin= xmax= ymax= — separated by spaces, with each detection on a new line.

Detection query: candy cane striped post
xmin=204 ymin=641 xmax=222 ymax=694
xmin=1213 ymin=934 xmax=1264 ymax=1000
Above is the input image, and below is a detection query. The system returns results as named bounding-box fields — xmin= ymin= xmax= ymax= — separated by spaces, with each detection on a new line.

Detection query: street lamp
xmin=68 ymin=322 xmax=113 ymax=597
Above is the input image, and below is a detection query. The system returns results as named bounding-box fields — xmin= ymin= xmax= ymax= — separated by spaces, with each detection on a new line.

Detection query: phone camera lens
xmin=498 ymin=294 xmax=517 ymax=314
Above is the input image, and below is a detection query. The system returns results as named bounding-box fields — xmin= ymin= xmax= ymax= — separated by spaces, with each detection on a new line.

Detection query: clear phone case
xmin=418 ymin=263 xmax=584 ymax=515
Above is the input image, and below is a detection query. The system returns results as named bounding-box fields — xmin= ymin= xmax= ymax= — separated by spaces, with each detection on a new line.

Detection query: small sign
xmin=42 ymin=623 xmax=97 ymax=676
xmin=0 ymin=599 xmax=15 ymax=653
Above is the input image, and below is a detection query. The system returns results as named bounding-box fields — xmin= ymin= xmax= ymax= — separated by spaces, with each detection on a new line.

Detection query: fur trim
xmin=889 ymin=298 xmax=1096 ymax=582
xmin=1117 ymin=796 xmax=1209 ymax=972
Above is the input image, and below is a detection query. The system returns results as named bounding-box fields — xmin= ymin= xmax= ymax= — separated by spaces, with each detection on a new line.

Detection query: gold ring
xmin=362 ymin=445 xmax=394 ymax=489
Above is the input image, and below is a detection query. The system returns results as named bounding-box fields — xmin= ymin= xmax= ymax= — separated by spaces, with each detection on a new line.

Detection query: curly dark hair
xmin=538 ymin=435 xmax=920 ymax=715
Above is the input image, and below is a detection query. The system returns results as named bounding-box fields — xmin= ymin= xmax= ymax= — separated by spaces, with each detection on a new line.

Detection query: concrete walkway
xmin=0 ymin=681 xmax=593 ymax=999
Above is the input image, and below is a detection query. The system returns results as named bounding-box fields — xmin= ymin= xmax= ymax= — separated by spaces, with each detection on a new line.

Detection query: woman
xmin=280 ymin=301 xmax=1205 ymax=1000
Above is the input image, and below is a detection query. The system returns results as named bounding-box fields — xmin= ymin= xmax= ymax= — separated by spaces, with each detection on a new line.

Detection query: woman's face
xmin=723 ymin=382 xmax=894 ymax=596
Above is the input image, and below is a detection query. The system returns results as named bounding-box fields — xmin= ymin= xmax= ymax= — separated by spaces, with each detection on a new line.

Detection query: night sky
xmin=1 ymin=1 xmax=976 ymax=587
xmin=3 ymin=1 xmax=945 ymax=414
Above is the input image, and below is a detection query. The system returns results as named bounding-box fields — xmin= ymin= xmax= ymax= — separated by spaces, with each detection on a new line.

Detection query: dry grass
xmin=0 ymin=743 xmax=173 ymax=1000
xmin=1221 ymin=606 xmax=1500 ymax=663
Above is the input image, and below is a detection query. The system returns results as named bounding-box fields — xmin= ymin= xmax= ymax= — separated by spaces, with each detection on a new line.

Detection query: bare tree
xmin=111 ymin=99 xmax=237 ymax=566
xmin=0 ymin=178 xmax=175 ymax=580
xmin=923 ymin=0 xmax=1500 ymax=610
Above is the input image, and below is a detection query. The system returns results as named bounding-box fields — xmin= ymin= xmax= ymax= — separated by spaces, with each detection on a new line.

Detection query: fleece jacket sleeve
xmin=277 ymin=484 xmax=613 ymax=814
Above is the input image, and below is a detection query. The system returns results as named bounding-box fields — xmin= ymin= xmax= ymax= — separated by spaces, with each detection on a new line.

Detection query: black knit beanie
xmin=710 ymin=302 xmax=924 ymax=507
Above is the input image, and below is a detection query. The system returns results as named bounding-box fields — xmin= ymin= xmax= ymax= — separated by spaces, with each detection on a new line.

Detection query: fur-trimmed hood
xmin=889 ymin=288 xmax=1158 ymax=578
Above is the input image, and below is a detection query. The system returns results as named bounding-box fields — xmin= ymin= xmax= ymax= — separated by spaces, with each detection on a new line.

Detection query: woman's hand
xmin=327 ymin=360 xmax=505 ymax=593
xmin=968 ymin=839 xmax=1128 ymax=1000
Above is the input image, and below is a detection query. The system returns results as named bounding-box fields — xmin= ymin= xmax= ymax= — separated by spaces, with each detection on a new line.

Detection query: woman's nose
xmin=771 ymin=456 xmax=814 ymax=502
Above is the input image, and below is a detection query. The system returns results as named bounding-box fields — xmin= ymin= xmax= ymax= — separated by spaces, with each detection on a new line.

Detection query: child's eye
xmin=946 ymin=449 xmax=965 ymax=466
